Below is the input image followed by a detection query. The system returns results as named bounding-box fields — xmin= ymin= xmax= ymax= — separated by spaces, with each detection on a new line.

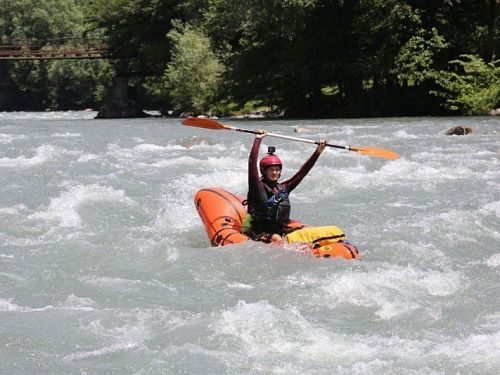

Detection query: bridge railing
xmin=0 ymin=38 xmax=124 ymax=60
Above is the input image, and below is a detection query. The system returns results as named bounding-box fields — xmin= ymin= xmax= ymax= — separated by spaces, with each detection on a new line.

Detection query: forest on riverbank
xmin=0 ymin=0 xmax=499 ymax=118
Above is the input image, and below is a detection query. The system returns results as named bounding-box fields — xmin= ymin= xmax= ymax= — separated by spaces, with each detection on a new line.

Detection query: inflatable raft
xmin=194 ymin=188 xmax=360 ymax=260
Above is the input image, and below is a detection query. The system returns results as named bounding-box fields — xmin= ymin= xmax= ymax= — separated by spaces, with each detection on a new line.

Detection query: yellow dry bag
xmin=285 ymin=225 xmax=345 ymax=245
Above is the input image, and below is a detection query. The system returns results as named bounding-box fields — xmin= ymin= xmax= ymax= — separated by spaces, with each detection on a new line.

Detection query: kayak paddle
xmin=182 ymin=117 xmax=400 ymax=160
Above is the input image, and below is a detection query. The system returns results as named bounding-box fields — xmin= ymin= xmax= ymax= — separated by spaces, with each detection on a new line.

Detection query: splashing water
xmin=0 ymin=112 xmax=499 ymax=374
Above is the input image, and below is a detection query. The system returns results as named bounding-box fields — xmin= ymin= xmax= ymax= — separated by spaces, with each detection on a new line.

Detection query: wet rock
xmin=489 ymin=108 xmax=500 ymax=116
xmin=446 ymin=126 xmax=473 ymax=135
xmin=96 ymin=103 xmax=148 ymax=119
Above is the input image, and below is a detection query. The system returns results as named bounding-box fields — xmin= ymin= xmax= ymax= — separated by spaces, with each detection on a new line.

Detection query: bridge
xmin=0 ymin=38 xmax=125 ymax=60
xmin=0 ymin=38 xmax=144 ymax=118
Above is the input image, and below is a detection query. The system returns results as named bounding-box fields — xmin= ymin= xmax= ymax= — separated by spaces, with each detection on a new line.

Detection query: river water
xmin=0 ymin=112 xmax=499 ymax=374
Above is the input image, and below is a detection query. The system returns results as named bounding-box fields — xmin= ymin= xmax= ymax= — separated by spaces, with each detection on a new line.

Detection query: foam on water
xmin=0 ymin=110 xmax=96 ymax=120
xmin=0 ymin=204 xmax=29 ymax=215
xmin=50 ymin=132 xmax=81 ymax=138
xmin=0 ymin=144 xmax=61 ymax=168
xmin=212 ymin=298 xmax=499 ymax=373
xmin=480 ymin=200 xmax=500 ymax=217
xmin=214 ymin=300 xmax=344 ymax=359
xmin=0 ymin=114 xmax=499 ymax=374
xmin=316 ymin=265 xmax=462 ymax=319
xmin=133 ymin=143 xmax=172 ymax=152
xmin=486 ymin=253 xmax=500 ymax=268
xmin=0 ymin=294 xmax=95 ymax=313
xmin=29 ymin=184 xmax=136 ymax=227
xmin=0 ymin=133 xmax=26 ymax=144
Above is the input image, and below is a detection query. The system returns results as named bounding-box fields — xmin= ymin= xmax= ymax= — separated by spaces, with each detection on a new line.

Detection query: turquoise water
xmin=0 ymin=112 xmax=499 ymax=374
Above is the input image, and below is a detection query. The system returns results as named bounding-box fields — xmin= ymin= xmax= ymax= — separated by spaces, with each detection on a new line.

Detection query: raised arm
xmin=282 ymin=140 xmax=326 ymax=192
xmin=248 ymin=131 xmax=266 ymax=185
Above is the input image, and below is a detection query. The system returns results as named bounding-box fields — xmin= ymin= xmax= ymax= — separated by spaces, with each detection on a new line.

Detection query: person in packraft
xmin=242 ymin=130 xmax=326 ymax=243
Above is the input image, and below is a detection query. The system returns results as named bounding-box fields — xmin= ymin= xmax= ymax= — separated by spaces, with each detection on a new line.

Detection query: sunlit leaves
xmin=433 ymin=55 xmax=500 ymax=114
xmin=163 ymin=22 xmax=224 ymax=114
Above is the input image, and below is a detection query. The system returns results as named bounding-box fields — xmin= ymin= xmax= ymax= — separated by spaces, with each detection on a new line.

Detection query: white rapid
xmin=0 ymin=112 xmax=499 ymax=374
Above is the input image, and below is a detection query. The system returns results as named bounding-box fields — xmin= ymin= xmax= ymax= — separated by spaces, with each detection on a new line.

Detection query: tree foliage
xmin=86 ymin=0 xmax=180 ymax=75
xmin=433 ymin=55 xmax=500 ymax=115
xmin=0 ymin=0 xmax=498 ymax=115
xmin=163 ymin=22 xmax=224 ymax=114
xmin=0 ymin=0 xmax=109 ymax=110
xmin=394 ymin=28 xmax=448 ymax=85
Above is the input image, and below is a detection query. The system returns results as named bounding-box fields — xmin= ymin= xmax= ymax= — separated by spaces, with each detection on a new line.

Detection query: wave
xmin=0 ymin=111 xmax=97 ymax=120
xmin=29 ymin=184 xmax=137 ymax=227
xmin=0 ymin=145 xmax=60 ymax=168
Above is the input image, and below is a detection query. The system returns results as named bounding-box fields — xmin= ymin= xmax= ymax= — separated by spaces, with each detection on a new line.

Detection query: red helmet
xmin=259 ymin=154 xmax=282 ymax=170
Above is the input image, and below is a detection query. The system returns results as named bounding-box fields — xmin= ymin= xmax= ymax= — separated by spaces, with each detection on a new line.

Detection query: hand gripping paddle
xmin=182 ymin=117 xmax=400 ymax=160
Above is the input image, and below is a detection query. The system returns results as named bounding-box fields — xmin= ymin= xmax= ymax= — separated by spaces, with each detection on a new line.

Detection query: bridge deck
xmin=0 ymin=41 xmax=121 ymax=60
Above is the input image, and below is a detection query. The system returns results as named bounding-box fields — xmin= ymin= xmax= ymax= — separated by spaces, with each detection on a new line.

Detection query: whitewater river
xmin=0 ymin=112 xmax=499 ymax=374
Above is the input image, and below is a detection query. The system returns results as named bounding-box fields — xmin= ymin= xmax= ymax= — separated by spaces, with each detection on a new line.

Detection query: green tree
xmin=86 ymin=0 xmax=182 ymax=100
xmin=394 ymin=28 xmax=448 ymax=86
xmin=0 ymin=0 xmax=107 ymax=110
xmin=45 ymin=59 xmax=113 ymax=110
xmin=408 ymin=0 xmax=499 ymax=62
xmin=202 ymin=0 xmax=425 ymax=116
xmin=1 ymin=0 xmax=498 ymax=115
xmin=202 ymin=0 xmax=317 ymax=115
xmin=163 ymin=22 xmax=224 ymax=114
xmin=433 ymin=55 xmax=500 ymax=115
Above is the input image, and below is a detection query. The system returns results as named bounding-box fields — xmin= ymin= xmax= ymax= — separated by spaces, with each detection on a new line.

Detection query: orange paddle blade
xmin=181 ymin=117 xmax=230 ymax=130
xmin=350 ymin=146 xmax=400 ymax=160
xmin=182 ymin=117 xmax=400 ymax=160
